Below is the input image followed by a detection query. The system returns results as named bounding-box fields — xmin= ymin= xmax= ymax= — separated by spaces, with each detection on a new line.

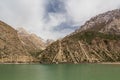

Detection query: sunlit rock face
xmin=39 ymin=9 xmax=120 ymax=64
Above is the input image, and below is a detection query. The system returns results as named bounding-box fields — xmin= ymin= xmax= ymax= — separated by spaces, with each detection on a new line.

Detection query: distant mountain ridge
xmin=17 ymin=27 xmax=46 ymax=58
xmin=17 ymin=27 xmax=45 ymax=50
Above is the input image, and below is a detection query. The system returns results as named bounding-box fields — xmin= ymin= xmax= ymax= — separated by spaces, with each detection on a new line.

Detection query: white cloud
xmin=65 ymin=0 xmax=120 ymax=26
xmin=0 ymin=0 xmax=120 ymax=40
xmin=43 ymin=13 xmax=66 ymax=30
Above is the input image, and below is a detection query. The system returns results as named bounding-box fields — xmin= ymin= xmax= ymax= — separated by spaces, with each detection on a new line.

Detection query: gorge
xmin=0 ymin=9 xmax=120 ymax=64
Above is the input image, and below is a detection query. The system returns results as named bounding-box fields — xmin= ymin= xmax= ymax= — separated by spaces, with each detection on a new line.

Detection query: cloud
xmin=0 ymin=0 xmax=120 ymax=40
xmin=65 ymin=0 xmax=120 ymax=25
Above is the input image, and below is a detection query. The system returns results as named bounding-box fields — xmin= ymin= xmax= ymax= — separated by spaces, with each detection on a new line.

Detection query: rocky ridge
xmin=76 ymin=9 xmax=120 ymax=34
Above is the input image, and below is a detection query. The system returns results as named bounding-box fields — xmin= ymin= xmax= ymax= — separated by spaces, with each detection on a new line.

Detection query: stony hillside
xmin=39 ymin=9 xmax=120 ymax=64
xmin=0 ymin=21 xmax=33 ymax=63
xmin=17 ymin=28 xmax=46 ymax=57
xmin=75 ymin=9 xmax=120 ymax=34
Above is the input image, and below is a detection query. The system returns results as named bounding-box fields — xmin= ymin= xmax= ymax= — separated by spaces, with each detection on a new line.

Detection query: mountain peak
xmin=75 ymin=9 xmax=120 ymax=34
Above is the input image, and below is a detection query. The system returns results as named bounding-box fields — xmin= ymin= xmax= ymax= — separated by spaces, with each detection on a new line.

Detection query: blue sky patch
xmin=52 ymin=22 xmax=79 ymax=32
xmin=45 ymin=0 xmax=66 ymax=13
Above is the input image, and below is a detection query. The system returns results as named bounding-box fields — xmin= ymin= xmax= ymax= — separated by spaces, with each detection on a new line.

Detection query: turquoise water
xmin=0 ymin=64 xmax=120 ymax=80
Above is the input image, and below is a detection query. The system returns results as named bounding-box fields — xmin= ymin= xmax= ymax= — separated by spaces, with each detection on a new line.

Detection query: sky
xmin=0 ymin=0 xmax=120 ymax=40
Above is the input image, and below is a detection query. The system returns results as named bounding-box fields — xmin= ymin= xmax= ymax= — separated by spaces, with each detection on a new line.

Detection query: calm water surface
xmin=0 ymin=64 xmax=120 ymax=80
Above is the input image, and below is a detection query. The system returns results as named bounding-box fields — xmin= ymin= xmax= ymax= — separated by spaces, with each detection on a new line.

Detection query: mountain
xmin=17 ymin=27 xmax=46 ymax=57
xmin=39 ymin=9 xmax=120 ymax=64
xmin=0 ymin=21 xmax=33 ymax=63
xmin=75 ymin=9 xmax=120 ymax=34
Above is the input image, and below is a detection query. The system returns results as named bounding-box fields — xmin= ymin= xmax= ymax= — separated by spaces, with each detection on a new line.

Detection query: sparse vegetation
xmin=68 ymin=31 xmax=120 ymax=44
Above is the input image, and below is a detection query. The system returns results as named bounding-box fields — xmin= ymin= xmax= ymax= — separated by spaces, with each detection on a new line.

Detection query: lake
xmin=0 ymin=64 xmax=120 ymax=80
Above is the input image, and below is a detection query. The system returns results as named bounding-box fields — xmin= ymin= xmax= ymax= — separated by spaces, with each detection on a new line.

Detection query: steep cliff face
xmin=17 ymin=27 xmax=46 ymax=58
xmin=0 ymin=21 xmax=33 ymax=63
xmin=39 ymin=9 xmax=120 ymax=64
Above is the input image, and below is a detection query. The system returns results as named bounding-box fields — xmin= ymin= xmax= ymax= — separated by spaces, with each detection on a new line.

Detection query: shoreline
xmin=0 ymin=62 xmax=40 ymax=64
xmin=1 ymin=62 xmax=120 ymax=64
xmin=98 ymin=62 xmax=120 ymax=64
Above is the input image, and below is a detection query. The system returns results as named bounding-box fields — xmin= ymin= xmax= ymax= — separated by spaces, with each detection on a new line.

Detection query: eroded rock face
xmin=0 ymin=21 xmax=34 ymax=63
xmin=39 ymin=9 xmax=120 ymax=64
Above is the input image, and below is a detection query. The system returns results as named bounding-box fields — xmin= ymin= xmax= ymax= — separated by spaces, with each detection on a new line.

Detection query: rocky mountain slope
xmin=75 ymin=9 xmax=120 ymax=34
xmin=39 ymin=9 xmax=120 ymax=64
xmin=0 ymin=21 xmax=34 ymax=63
xmin=17 ymin=28 xmax=46 ymax=57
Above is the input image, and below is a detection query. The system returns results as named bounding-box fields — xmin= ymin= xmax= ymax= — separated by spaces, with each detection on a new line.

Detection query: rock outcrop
xmin=39 ymin=9 xmax=120 ymax=64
